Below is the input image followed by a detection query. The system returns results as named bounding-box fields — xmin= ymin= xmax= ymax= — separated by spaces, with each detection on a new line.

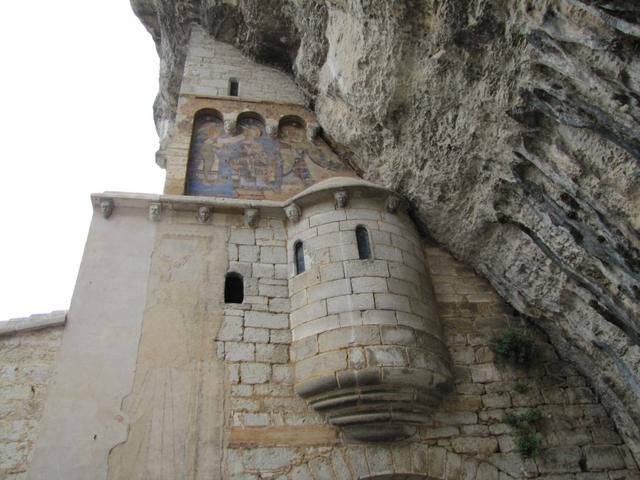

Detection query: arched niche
xmin=186 ymin=109 xmax=224 ymax=195
xmin=237 ymin=111 xmax=266 ymax=137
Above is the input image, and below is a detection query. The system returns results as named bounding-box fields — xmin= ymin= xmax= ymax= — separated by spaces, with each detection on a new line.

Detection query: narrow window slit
xmin=356 ymin=226 xmax=372 ymax=260
xmin=224 ymin=272 xmax=244 ymax=303
xmin=295 ymin=241 xmax=305 ymax=274
xmin=229 ymin=78 xmax=239 ymax=97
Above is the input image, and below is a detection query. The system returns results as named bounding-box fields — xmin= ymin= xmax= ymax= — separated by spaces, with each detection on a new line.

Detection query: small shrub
xmin=491 ymin=328 xmax=537 ymax=366
xmin=506 ymin=406 xmax=544 ymax=458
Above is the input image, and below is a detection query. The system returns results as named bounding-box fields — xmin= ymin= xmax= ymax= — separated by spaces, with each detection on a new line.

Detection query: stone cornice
xmin=0 ymin=310 xmax=67 ymax=337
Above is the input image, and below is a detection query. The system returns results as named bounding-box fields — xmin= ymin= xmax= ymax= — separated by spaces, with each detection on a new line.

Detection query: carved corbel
xmin=284 ymin=203 xmax=301 ymax=223
xmin=224 ymin=117 xmax=237 ymax=135
xmin=100 ymin=199 xmax=114 ymax=219
xmin=307 ymin=124 xmax=320 ymax=141
xmin=385 ymin=194 xmax=401 ymax=214
xmin=197 ymin=206 xmax=212 ymax=224
xmin=149 ymin=203 xmax=162 ymax=222
xmin=245 ymin=208 xmax=260 ymax=228
xmin=334 ymin=190 xmax=349 ymax=209
xmin=265 ymin=122 xmax=279 ymax=139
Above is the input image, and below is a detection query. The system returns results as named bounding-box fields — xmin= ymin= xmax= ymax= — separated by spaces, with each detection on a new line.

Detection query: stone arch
xmin=278 ymin=114 xmax=307 ymax=130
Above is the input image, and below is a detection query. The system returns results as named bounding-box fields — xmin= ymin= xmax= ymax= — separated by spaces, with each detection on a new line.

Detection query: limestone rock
xmin=131 ymin=0 xmax=640 ymax=463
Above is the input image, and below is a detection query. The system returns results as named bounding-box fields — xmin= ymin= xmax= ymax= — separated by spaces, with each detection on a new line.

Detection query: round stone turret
xmin=286 ymin=179 xmax=453 ymax=442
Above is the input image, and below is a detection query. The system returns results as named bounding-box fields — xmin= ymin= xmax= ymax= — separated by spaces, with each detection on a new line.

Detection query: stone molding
xmin=91 ymin=177 xmax=408 ymax=221
xmin=0 ymin=310 xmax=67 ymax=337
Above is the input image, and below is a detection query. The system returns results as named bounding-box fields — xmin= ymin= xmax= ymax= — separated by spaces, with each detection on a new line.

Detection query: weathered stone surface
xmin=133 ymin=0 xmax=640 ymax=461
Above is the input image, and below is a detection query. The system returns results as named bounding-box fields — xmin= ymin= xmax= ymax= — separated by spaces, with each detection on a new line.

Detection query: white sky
xmin=0 ymin=1 xmax=165 ymax=320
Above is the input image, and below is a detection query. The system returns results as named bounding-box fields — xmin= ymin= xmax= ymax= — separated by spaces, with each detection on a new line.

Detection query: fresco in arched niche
xmin=186 ymin=113 xmax=354 ymax=199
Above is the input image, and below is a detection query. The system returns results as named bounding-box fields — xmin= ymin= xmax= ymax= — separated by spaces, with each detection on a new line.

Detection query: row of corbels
xmin=98 ymin=191 xmax=402 ymax=226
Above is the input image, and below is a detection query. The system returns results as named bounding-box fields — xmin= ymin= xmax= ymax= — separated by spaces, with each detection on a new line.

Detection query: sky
xmin=0 ymin=2 xmax=165 ymax=320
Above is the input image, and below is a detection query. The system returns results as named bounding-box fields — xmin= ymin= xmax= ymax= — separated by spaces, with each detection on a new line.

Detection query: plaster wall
xmin=180 ymin=26 xmax=304 ymax=105
xmin=26 ymin=208 xmax=155 ymax=480
xmin=107 ymin=207 xmax=230 ymax=480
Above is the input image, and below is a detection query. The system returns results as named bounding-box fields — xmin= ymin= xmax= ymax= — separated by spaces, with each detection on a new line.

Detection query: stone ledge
xmin=0 ymin=310 xmax=67 ymax=336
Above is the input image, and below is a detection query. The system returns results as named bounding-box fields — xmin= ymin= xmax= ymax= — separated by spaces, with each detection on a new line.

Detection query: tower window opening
xmin=356 ymin=226 xmax=372 ymax=260
xmin=224 ymin=272 xmax=244 ymax=303
xmin=294 ymin=241 xmax=305 ymax=275
xmin=229 ymin=78 xmax=239 ymax=97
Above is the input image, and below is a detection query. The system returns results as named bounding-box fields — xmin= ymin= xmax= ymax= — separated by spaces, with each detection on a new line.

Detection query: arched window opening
xmin=229 ymin=78 xmax=239 ymax=97
xmin=356 ymin=226 xmax=372 ymax=260
xmin=294 ymin=241 xmax=305 ymax=275
xmin=224 ymin=272 xmax=244 ymax=303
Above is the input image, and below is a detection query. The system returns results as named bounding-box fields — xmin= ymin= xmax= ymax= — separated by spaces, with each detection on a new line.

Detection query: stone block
xmin=260 ymin=246 xmax=287 ymax=264
xmin=423 ymin=426 xmax=460 ymax=439
xmin=253 ymin=263 xmax=275 ymax=279
xmin=487 ymin=453 xmax=538 ymax=478
xmin=268 ymin=298 xmax=290 ymax=314
xmin=536 ymin=446 xmax=582 ymax=473
xmin=320 ymin=262 xmax=344 ymax=282
xmin=256 ymin=344 xmax=289 ymax=364
xmin=380 ymin=326 xmax=415 ymax=345
xmin=295 ymin=351 xmax=347 ymax=380
xmin=274 ymin=264 xmax=288 ymax=280
xmin=270 ymin=329 xmax=291 ymax=344
xmin=245 ymin=311 xmax=288 ymax=329
xmin=583 ymin=446 xmax=625 ymax=471
xmin=218 ymin=316 xmax=244 ymax=341
xmin=318 ymin=325 xmax=380 ymax=352
xmin=229 ymin=228 xmax=255 ymax=245
xmin=225 ymin=342 xmax=255 ymax=362
xmin=309 ymin=457 xmax=335 ymax=478
xmin=388 ymin=262 xmax=421 ymax=284
xmin=272 ymin=365 xmax=294 ymax=385
xmin=374 ymin=245 xmax=404 ymax=262
xmin=308 ymin=279 xmax=352 ymax=303
xmin=351 ymin=276 xmax=388 ymax=294
xmin=427 ymin=446 xmax=447 ymax=479
xmin=292 ymin=316 xmax=340 ymax=342
xmin=470 ymin=364 xmax=502 ymax=383
xmin=362 ymin=309 xmax=397 ymax=325
xmin=476 ymin=463 xmax=499 ymax=480
xmin=240 ymin=447 xmax=301 ymax=471
xmin=290 ymin=301 xmax=327 ymax=328
xmin=259 ymin=283 xmax=289 ymax=298
xmin=292 ymin=336 xmax=319 ymax=361
xmin=483 ymin=392 xmax=511 ymax=408
xmin=238 ymin=245 xmax=259 ymax=262
xmin=327 ymin=293 xmax=375 ymax=314
xmin=344 ymin=260 xmax=389 ymax=278
xmin=240 ymin=363 xmax=271 ymax=384
xmin=309 ymin=209 xmax=347 ymax=227
xmin=387 ymin=277 xmax=419 ymax=298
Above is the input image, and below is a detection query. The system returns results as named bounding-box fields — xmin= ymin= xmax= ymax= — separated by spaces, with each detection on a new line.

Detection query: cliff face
xmin=131 ymin=0 xmax=640 ymax=461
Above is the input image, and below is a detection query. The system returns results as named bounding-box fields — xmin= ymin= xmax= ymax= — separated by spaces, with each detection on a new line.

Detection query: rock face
xmin=131 ymin=0 xmax=640 ymax=463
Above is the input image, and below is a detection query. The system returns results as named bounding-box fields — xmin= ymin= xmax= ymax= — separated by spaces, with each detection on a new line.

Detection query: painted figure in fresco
xmin=186 ymin=111 xmax=352 ymax=198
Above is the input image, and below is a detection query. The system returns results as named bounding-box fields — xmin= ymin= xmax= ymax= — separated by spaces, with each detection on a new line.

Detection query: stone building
xmin=1 ymin=19 xmax=639 ymax=480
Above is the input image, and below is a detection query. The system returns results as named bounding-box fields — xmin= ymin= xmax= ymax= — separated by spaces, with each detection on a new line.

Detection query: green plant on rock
xmin=506 ymin=406 xmax=544 ymax=458
xmin=491 ymin=328 xmax=537 ymax=367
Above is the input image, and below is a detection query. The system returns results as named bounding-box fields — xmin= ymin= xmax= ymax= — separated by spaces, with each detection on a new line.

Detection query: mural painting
xmin=185 ymin=113 xmax=353 ymax=199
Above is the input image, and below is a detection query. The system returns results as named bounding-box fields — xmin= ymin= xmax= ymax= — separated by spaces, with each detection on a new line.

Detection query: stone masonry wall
xmin=180 ymin=25 xmax=304 ymax=105
xmin=0 ymin=326 xmax=63 ymax=479
xmin=215 ymin=202 xmax=640 ymax=479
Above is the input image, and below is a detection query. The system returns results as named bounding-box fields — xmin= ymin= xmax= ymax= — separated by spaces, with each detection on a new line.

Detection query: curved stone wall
xmin=287 ymin=187 xmax=453 ymax=441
